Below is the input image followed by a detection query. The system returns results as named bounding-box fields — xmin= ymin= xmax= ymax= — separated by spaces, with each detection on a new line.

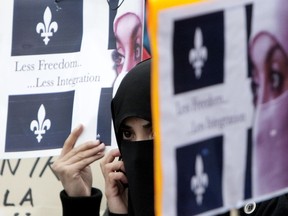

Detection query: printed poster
xmin=0 ymin=0 xmax=146 ymax=159
xmin=148 ymin=0 xmax=288 ymax=215
xmin=0 ymin=0 xmax=147 ymax=215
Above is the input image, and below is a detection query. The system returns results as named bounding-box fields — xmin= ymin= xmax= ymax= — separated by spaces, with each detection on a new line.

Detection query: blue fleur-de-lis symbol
xmin=36 ymin=6 xmax=58 ymax=45
xmin=191 ymin=154 xmax=209 ymax=205
xmin=30 ymin=104 xmax=51 ymax=143
xmin=189 ymin=27 xmax=208 ymax=79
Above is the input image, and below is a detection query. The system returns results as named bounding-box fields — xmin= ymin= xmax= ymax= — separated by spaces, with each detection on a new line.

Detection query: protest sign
xmin=0 ymin=0 xmax=145 ymax=159
xmin=0 ymin=0 xmax=147 ymax=215
xmin=0 ymin=156 xmax=107 ymax=216
xmin=148 ymin=0 xmax=288 ymax=215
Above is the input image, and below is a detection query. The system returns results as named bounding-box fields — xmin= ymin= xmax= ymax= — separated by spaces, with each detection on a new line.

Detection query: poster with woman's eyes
xmin=149 ymin=0 xmax=288 ymax=215
xmin=0 ymin=0 xmax=146 ymax=215
xmin=0 ymin=0 xmax=145 ymax=159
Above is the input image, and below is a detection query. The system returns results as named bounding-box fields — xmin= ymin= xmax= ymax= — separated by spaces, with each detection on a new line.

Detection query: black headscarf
xmin=111 ymin=58 xmax=154 ymax=216
xmin=111 ymin=58 xmax=152 ymax=147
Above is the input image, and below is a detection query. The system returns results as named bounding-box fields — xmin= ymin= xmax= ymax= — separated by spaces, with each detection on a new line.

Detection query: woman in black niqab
xmin=111 ymin=58 xmax=154 ymax=216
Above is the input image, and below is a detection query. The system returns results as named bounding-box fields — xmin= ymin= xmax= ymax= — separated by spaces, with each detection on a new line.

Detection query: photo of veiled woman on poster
xmin=97 ymin=0 xmax=146 ymax=146
xmin=109 ymin=0 xmax=145 ymax=94
xmin=249 ymin=0 xmax=288 ymax=196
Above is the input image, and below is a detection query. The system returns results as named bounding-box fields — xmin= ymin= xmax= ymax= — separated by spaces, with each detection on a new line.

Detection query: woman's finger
xmin=60 ymin=141 xmax=105 ymax=169
xmin=100 ymin=148 xmax=121 ymax=167
xmin=60 ymin=124 xmax=84 ymax=157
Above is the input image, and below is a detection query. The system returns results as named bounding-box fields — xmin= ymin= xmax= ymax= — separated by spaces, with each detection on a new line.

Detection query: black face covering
xmin=111 ymin=58 xmax=154 ymax=216
xmin=121 ymin=140 xmax=154 ymax=216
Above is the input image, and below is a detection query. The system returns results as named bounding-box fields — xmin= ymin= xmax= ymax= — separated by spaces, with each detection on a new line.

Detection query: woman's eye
xmin=269 ymin=48 xmax=286 ymax=92
xmin=112 ymin=50 xmax=125 ymax=67
xmin=134 ymin=43 xmax=141 ymax=61
xmin=271 ymin=71 xmax=282 ymax=89
xmin=251 ymin=69 xmax=259 ymax=105
xmin=270 ymin=61 xmax=283 ymax=90
xmin=122 ymin=130 xmax=133 ymax=139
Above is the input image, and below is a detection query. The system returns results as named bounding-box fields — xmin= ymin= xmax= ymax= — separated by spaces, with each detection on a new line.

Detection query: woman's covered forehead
xmin=112 ymin=59 xmax=152 ymax=133
xmin=251 ymin=0 xmax=288 ymax=54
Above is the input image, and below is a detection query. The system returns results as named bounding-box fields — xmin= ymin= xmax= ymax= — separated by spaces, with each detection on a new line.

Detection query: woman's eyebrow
xmin=143 ymin=122 xmax=152 ymax=129
xmin=120 ymin=124 xmax=131 ymax=129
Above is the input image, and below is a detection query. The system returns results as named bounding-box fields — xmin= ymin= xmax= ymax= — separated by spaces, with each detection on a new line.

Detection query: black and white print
xmin=12 ymin=0 xmax=83 ymax=56
xmin=5 ymin=91 xmax=74 ymax=152
xmin=173 ymin=11 xmax=224 ymax=94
